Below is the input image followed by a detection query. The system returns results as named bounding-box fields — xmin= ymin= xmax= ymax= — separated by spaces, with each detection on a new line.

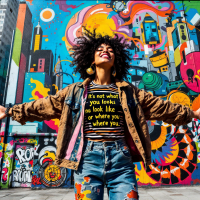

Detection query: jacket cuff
xmin=186 ymin=108 xmax=193 ymax=124
xmin=10 ymin=105 xmax=26 ymax=125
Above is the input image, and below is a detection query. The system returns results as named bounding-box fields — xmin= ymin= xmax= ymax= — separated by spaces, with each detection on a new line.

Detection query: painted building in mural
xmin=1 ymin=0 xmax=200 ymax=189
xmin=0 ymin=0 xmax=19 ymax=106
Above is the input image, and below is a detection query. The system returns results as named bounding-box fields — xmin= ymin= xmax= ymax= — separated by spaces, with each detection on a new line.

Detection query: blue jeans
xmin=74 ymin=138 xmax=139 ymax=200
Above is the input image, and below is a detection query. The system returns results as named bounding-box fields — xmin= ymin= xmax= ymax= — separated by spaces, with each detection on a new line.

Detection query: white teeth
xmin=101 ymin=55 xmax=109 ymax=58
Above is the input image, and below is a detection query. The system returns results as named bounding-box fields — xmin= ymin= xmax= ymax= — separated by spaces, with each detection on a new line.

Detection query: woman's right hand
xmin=0 ymin=105 xmax=7 ymax=120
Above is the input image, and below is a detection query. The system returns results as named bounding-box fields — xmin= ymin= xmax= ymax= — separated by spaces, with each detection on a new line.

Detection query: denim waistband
xmin=83 ymin=138 xmax=128 ymax=150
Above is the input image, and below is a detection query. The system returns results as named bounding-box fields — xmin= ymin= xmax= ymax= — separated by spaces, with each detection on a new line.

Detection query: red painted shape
xmin=16 ymin=53 xmax=26 ymax=104
xmin=32 ymin=175 xmax=42 ymax=185
xmin=29 ymin=160 xmax=33 ymax=166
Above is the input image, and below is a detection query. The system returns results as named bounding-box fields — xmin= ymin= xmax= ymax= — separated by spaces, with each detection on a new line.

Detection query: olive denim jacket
xmin=10 ymin=77 xmax=193 ymax=170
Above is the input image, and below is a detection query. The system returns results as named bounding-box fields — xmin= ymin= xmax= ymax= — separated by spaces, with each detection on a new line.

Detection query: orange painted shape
xmin=180 ymin=42 xmax=188 ymax=60
xmin=26 ymin=0 xmax=33 ymax=5
xmin=182 ymin=134 xmax=192 ymax=144
xmin=152 ymin=166 xmax=161 ymax=174
xmin=127 ymin=190 xmax=138 ymax=199
xmin=180 ymin=159 xmax=189 ymax=169
xmin=119 ymin=2 xmax=174 ymax=27
xmin=192 ymin=95 xmax=200 ymax=111
xmin=84 ymin=177 xmax=90 ymax=183
xmin=166 ymin=27 xmax=175 ymax=46
xmin=183 ymin=146 xmax=194 ymax=161
xmin=30 ymin=68 xmax=35 ymax=72
xmin=43 ymin=11 xmax=52 ymax=19
xmin=75 ymin=183 xmax=85 ymax=200
xmin=170 ymin=165 xmax=181 ymax=179
xmin=162 ymin=169 xmax=170 ymax=179
xmin=16 ymin=4 xmax=27 ymax=37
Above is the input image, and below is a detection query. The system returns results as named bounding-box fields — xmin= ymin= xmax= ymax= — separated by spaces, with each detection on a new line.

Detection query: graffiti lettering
xmin=1 ymin=168 xmax=8 ymax=184
xmin=12 ymin=168 xmax=32 ymax=184
xmin=16 ymin=147 xmax=34 ymax=164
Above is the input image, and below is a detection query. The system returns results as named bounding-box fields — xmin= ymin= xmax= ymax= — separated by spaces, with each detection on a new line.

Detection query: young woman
xmin=0 ymin=29 xmax=200 ymax=200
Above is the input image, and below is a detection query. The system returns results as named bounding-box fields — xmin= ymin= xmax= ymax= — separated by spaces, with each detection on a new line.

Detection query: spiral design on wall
xmin=147 ymin=125 xmax=197 ymax=184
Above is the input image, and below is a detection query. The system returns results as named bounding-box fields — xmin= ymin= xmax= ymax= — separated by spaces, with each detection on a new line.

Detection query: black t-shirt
xmin=84 ymin=81 xmax=125 ymax=139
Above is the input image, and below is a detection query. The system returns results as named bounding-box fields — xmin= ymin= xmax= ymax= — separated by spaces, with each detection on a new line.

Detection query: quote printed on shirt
xmin=85 ymin=93 xmax=121 ymax=127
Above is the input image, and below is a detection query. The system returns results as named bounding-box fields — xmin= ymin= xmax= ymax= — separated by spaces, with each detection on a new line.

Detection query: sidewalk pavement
xmin=0 ymin=186 xmax=200 ymax=200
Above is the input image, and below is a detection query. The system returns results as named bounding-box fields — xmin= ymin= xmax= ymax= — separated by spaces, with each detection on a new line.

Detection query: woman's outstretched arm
xmin=0 ymin=86 xmax=69 ymax=125
xmin=134 ymin=86 xmax=200 ymax=125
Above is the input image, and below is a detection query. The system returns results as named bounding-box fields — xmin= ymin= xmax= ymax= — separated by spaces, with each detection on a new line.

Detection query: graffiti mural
xmin=1 ymin=0 xmax=200 ymax=188
xmin=32 ymin=136 xmax=71 ymax=188
xmin=12 ymin=143 xmax=34 ymax=187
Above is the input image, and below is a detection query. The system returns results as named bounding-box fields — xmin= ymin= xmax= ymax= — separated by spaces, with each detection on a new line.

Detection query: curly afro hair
xmin=69 ymin=28 xmax=132 ymax=81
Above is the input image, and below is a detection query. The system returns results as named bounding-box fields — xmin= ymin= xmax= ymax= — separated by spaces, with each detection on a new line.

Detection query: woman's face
xmin=93 ymin=43 xmax=115 ymax=69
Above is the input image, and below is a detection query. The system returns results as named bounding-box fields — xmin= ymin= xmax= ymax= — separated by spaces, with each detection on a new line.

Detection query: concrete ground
xmin=0 ymin=186 xmax=200 ymax=200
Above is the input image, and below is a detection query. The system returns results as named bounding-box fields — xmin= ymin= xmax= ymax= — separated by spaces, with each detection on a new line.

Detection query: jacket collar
xmin=77 ymin=77 xmax=129 ymax=88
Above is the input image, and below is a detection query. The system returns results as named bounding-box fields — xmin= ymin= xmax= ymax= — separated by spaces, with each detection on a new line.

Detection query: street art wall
xmin=1 ymin=0 xmax=200 ymax=188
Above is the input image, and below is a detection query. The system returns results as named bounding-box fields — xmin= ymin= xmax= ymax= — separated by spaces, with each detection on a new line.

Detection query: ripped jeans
xmin=74 ymin=138 xmax=139 ymax=200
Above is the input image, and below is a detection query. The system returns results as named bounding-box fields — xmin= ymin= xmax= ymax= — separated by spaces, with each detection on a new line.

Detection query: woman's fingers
xmin=0 ymin=105 xmax=7 ymax=120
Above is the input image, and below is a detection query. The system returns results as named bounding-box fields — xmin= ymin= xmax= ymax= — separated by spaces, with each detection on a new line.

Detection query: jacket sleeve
xmin=10 ymin=86 xmax=70 ymax=125
xmin=135 ymin=87 xmax=193 ymax=126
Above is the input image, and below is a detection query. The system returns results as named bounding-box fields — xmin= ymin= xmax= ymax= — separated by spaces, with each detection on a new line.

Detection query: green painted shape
xmin=12 ymin=28 xmax=22 ymax=66
xmin=183 ymin=1 xmax=200 ymax=13
xmin=195 ymin=142 xmax=200 ymax=153
xmin=142 ymin=72 xmax=162 ymax=91
xmin=0 ymin=150 xmax=13 ymax=189
xmin=138 ymin=81 xmax=145 ymax=90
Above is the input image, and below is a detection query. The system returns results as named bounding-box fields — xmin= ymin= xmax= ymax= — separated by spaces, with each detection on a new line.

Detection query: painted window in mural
xmin=1 ymin=0 xmax=200 ymax=189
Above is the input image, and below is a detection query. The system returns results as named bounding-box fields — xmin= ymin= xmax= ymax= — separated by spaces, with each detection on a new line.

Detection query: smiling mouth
xmin=100 ymin=54 xmax=110 ymax=58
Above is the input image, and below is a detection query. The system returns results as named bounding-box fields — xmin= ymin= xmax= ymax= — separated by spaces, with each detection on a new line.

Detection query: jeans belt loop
xmin=115 ymin=141 xmax=119 ymax=150
xmin=88 ymin=141 xmax=93 ymax=151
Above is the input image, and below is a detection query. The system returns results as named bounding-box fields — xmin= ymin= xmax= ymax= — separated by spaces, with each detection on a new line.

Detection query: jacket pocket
xmin=65 ymin=98 xmax=80 ymax=110
xmin=65 ymin=97 xmax=81 ymax=124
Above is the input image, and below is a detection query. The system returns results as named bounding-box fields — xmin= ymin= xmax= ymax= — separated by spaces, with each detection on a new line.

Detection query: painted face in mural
xmin=93 ymin=43 xmax=115 ymax=71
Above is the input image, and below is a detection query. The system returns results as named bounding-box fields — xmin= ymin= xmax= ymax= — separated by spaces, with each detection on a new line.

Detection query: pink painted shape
xmin=10 ymin=140 xmax=14 ymax=146
xmin=66 ymin=6 xmax=92 ymax=46
xmin=180 ymin=52 xmax=200 ymax=93
xmin=65 ymin=87 xmax=88 ymax=160
xmin=65 ymin=114 xmax=82 ymax=159
xmin=133 ymin=54 xmax=139 ymax=58
xmin=35 ymin=91 xmax=43 ymax=99
xmin=76 ymin=87 xmax=88 ymax=161
xmin=155 ymin=35 xmax=167 ymax=49
xmin=37 ymin=58 xmax=45 ymax=72
xmin=44 ymin=120 xmax=59 ymax=133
